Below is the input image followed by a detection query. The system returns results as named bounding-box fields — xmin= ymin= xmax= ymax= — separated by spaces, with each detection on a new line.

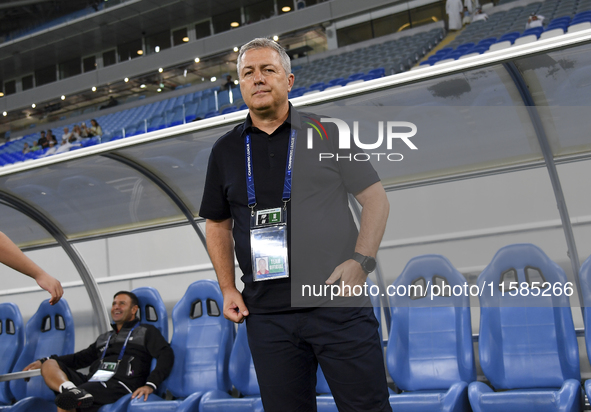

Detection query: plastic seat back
xmin=132 ymin=287 xmax=169 ymax=341
xmin=576 ymin=255 xmax=591 ymax=370
xmin=10 ymin=299 xmax=75 ymax=401
xmin=163 ymin=280 xmax=233 ymax=398
xmin=387 ymin=254 xmax=476 ymax=391
xmin=229 ymin=322 xmax=259 ymax=397
xmin=476 ymin=243 xmax=579 ymax=390
xmin=0 ymin=303 xmax=24 ymax=404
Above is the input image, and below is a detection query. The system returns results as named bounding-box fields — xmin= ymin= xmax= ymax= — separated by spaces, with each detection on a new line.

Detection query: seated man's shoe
xmin=55 ymin=387 xmax=94 ymax=409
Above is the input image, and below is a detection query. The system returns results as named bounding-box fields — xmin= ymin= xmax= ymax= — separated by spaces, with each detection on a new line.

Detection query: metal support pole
xmin=504 ymin=62 xmax=583 ymax=314
xmin=0 ymin=194 xmax=110 ymax=334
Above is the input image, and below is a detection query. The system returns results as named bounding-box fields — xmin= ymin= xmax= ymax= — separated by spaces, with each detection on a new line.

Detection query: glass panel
xmin=373 ymin=11 xmax=410 ymax=36
xmin=212 ymin=9 xmax=242 ymax=33
xmin=409 ymin=1 xmax=445 ymax=28
xmin=195 ymin=20 xmax=211 ymax=40
xmin=59 ymin=58 xmax=82 ymax=80
xmin=0 ymin=203 xmax=53 ymax=247
xmin=307 ymin=64 xmax=541 ymax=186
xmin=35 ymin=65 xmax=57 ymax=87
xmin=245 ymin=0 xmax=275 ymax=23
xmin=515 ymin=43 xmax=591 ymax=157
xmin=83 ymin=56 xmax=97 ymax=72
xmin=4 ymin=80 xmax=16 ymax=95
xmin=22 ymin=75 xmax=34 ymax=91
xmin=118 ymin=124 xmax=238 ymax=215
xmin=103 ymin=50 xmax=117 ymax=67
xmin=0 ymin=157 xmax=183 ymax=238
xmin=146 ymin=30 xmax=171 ymax=55
xmin=172 ymin=28 xmax=189 ymax=46
xmin=118 ymin=39 xmax=143 ymax=62
xmin=337 ymin=21 xmax=373 ymax=47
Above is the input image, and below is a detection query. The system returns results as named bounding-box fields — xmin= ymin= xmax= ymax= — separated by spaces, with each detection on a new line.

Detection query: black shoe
xmin=55 ymin=387 xmax=94 ymax=409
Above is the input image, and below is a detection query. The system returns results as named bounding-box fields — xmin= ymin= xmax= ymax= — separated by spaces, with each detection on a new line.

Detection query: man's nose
xmin=253 ymin=70 xmax=264 ymax=84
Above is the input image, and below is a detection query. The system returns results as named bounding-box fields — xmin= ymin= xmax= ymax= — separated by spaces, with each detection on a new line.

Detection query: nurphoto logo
xmin=305 ymin=117 xmax=418 ymax=162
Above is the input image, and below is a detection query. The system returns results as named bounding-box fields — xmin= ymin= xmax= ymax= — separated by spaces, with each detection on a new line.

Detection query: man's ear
xmin=131 ymin=305 xmax=139 ymax=318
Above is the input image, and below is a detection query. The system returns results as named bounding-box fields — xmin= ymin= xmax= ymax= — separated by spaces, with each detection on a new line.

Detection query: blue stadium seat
xmin=198 ymin=322 xmax=263 ymax=412
xmin=231 ymin=87 xmax=242 ymax=102
xmin=307 ymin=82 xmax=326 ymax=92
xmin=468 ymin=244 xmax=581 ymax=412
xmin=0 ymin=303 xmax=24 ymax=405
xmin=221 ymin=106 xmax=238 ymax=115
xmin=346 ymin=73 xmax=365 ymax=82
xmin=577 ymin=256 xmax=591 ymax=403
xmin=204 ymin=111 xmax=220 ymax=119
xmin=367 ymin=68 xmax=386 ymax=78
xmin=147 ymin=116 xmax=166 ymax=133
xmin=7 ymin=299 xmax=74 ymax=412
xmin=238 ymin=104 xmax=249 ymax=111
xmin=217 ymin=90 xmax=231 ymax=109
xmin=184 ymin=103 xmax=198 ymax=123
xmin=128 ymin=280 xmax=233 ymax=412
xmin=132 ymin=287 xmax=169 ymax=341
xmin=498 ymin=31 xmax=521 ymax=44
xmin=386 ymin=255 xmax=475 ymax=411
xmin=522 ymin=27 xmax=544 ymax=38
xmin=168 ymin=108 xmax=185 ymax=127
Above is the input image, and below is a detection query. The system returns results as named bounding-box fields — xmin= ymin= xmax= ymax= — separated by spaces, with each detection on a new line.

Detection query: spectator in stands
xmin=40 ymin=140 xmax=58 ymax=157
xmin=447 ymin=0 xmax=464 ymax=30
xmin=0 ymin=230 xmax=63 ymax=304
xmin=47 ymin=129 xmax=58 ymax=145
xmin=71 ymin=125 xmax=82 ymax=141
xmin=222 ymin=75 xmax=235 ymax=91
xmin=61 ymin=127 xmax=72 ymax=143
xmin=526 ymin=13 xmax=545 ymax=29
xmin=56 ymin=140 xmax=74 ymax=154
xmin=88 ymin=119 xmax=103 ymax=137
xmin=38 ymin=131 xmax=49 ymax=149
xmin=472 ymin=8 xmax=489 ymax=22
xmin=462 ymin=6 xmax=472 ymax=25
xmin=23 ymin=291 xmax=173 ymax=412
xmin=30 ymin=140 xmax=41 ymax=152
xmin=22 ymin=143 xmax=30 ymax=154
xmin=80 ymin=123 xmax=89 ymax=138
xmin=100 ymin=96 xmax=118 ymax=110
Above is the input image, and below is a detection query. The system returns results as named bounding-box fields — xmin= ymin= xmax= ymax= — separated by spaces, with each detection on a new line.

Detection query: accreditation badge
xmin=250 ymin=207 xmax=289 ymax=281
xmin=88 ymin=361 xmax=118 ymax=382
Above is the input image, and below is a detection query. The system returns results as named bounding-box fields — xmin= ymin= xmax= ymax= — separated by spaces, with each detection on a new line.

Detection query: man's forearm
xmin=354 ymin=182 xmax=390 ymax=257
xmin=205 ymin=218 xmax=237 ymax=293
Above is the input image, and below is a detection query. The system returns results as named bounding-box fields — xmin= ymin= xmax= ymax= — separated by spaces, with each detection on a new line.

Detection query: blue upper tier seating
xmin=386 ymin=255 xmax=475 ymax=412
xmin=0 ymin=303 xmax=24 ymax=405
xmin=128 ymin=280 xmax=234 ymax=412
xmin=468 ymin=243 xmax=581 ymax=412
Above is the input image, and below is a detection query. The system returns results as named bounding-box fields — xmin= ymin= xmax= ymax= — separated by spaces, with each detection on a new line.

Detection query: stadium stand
xmin=0 ymin=303 xmax=24 ymax=406
xmin=420 ymin=0 xmax=591 ymax=65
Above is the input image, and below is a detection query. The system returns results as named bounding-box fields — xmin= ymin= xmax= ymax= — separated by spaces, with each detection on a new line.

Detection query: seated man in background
xmin=525 ymin=13 xmax=545 ymax=29
xmin=24 ymin=291 xmax=174 ymax=412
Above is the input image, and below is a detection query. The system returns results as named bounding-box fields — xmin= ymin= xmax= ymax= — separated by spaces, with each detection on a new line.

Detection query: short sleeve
xmin=199 ymin=146 xmax=232 ymax=220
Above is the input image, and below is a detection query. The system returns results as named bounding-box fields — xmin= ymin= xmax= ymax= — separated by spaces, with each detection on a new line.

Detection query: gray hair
xmin=237 ymin=38 xmax=291 ymax=78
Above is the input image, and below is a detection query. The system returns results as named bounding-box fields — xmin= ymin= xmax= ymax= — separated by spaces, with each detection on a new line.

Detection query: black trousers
xmin=55 ymin=359 xmax=131 ymax=412
xmin=246 ymin=307 xmax=392 ymax=412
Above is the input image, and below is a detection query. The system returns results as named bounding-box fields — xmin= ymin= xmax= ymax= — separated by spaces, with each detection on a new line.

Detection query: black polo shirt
xmin=199 ymin=104 xmax=379 ymax=313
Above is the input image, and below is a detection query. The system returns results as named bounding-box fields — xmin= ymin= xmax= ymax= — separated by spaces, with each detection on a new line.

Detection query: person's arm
xmin=325 ymin=182 xmax=389 ymax=290
xmin=206 ymin=218 xmax=249 ymax=323
xmin=23 ymin=341 xmax=97 ymax=371
xmin=132 ymin=326 xmax=175 ymax=401
xmin=0 ymin=231 xmax=63 ymax=304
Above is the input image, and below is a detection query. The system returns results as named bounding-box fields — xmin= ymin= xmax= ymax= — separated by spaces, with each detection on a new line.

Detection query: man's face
xmin=258 ymin=259 xmax=267 ymax=271
xmin=239 ymin=47 xmax=294 ymax=114
xmin=64 ymin=128 xmax=69 ymax=133
xmin=111 ymin=294 xmax=138 ymax=325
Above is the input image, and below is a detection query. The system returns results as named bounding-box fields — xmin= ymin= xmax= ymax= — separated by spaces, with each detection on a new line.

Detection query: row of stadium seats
xmin=1 ymin=244 xmax=591 ymax=411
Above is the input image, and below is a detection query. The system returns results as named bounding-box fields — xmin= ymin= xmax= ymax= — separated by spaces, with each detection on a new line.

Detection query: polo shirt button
xmin=270 ymin=153 xmax=275 ymax=157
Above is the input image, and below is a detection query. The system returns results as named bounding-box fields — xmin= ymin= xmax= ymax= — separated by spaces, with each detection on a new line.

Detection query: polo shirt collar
xmin=242 ymin=102 xmax=302 ymax=136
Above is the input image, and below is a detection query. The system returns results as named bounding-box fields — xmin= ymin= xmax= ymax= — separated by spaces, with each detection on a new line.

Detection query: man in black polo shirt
xmin=200 ymin=38 xmax=391 ymax=411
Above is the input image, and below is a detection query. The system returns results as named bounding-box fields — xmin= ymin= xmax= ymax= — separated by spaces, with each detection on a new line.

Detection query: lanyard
xmin=99 ymin=323 xmax=139 ymax=363
xmin=245 ymin=129 xmax=297 ymax=211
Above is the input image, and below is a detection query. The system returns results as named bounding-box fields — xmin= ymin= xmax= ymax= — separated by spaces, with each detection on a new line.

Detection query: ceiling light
xmin=158 ymin=68 xmax=163 ymax=73
xmin=61 ymin=95 xmax=65 ymax=100
xmin=124 ymin=77 xmax=129 ymax=82
xmin=137 ymin=49 xmax=144 ymax=55
xmin=2 ymin=112 xmax=6 ymax=116
xmin=157 ymin=88 xmax=162 ymax=92
xmin=273 ymin=35 xmax=279 ymax=41
xmin=230 ymin=22 xmax=239 ymax=28
xmin=234 ymin=79 xmax=239 ymax=85
xmin=233 ymin=46 xmax=239 ymax=52
xmin=211 ymin=76 xmax=217 ymax=82
xmin=194 ymin=57 xmax=200 ymax=63
xmin=0 ymin=92 xmax=4 ymax=97
xmin=183 ymin=69 xmax=187 ymax=77
xmin=31 ymin=103 xmax=36 ymax=108
xmin=92 ymin=86 xmax=97 ymax=92
xmin=155 ymin=46 xmax=160 ymax=53
xmin=282 ymin=6 xmax=291 ymax=12
xmin=182 ymin=37 xmax=189 ymax=42
xmin=140 ymin=84 xmax=146 ymax=88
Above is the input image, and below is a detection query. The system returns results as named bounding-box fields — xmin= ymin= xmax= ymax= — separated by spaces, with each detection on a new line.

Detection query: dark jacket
xmin=55 ymin=319 xmax=173 ymax=392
